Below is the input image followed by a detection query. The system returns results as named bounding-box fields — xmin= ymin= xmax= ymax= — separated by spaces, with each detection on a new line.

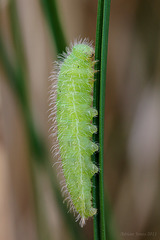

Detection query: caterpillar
xmin=49 ymin=39 xmax=99 ymax=227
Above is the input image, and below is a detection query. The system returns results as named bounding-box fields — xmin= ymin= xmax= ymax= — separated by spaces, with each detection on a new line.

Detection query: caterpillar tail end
xmin=79 ymin=207 xmax=97 ymax=227
xmin=80 ymin=217 xmax=86 ymax=228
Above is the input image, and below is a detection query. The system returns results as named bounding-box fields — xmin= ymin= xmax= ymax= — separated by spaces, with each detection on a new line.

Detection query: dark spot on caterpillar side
xmin=77 ymin=66 xmax=79 ymax=68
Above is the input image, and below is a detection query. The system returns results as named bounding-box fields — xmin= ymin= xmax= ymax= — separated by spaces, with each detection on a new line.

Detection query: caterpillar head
xmin=72 ymin=44 xmax=95 ymax=61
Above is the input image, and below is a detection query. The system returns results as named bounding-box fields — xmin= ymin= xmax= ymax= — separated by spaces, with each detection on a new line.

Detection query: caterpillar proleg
xmin=50 ymin=39 xmax=99 ymax=227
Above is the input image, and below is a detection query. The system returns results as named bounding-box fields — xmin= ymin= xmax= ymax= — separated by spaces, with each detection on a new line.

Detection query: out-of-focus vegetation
xmin=0 ymin=0 xmax=160 ymax=240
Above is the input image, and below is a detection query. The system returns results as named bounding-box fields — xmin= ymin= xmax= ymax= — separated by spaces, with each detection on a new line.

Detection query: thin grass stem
xmin=92 ymin=0 xmax=111 ymax=239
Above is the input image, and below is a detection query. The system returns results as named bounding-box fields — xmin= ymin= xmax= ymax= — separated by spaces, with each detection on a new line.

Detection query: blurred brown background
xmin=0 ymin=0 xmax=160 ymax=240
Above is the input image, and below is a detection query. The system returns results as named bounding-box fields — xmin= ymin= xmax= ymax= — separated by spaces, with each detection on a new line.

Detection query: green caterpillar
xmin=50 ymin=39 xmax=99 ymax=227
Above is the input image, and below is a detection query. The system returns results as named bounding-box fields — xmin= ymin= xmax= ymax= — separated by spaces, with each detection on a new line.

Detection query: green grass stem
xmin=92 ymin=0 xmax=111 ymax=239
xmin=40 ymin=0 xmax=67 ymax=54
